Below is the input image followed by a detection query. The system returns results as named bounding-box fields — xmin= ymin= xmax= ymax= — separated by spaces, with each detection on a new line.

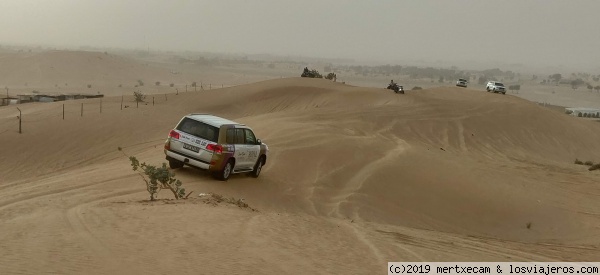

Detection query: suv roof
xmin=186 ymin=113 xmax=244 ymax=127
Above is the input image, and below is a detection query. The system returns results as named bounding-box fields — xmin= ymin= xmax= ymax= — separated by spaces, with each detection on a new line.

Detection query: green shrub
xmin=584 ymin=161 xmax=594 ymax=166
xmin=574 ymin=159 xmax=584 ymax=165
xmin=589 ymin=163 xmax=600 ymax=171
xmin=119 ymin=147 xmax=189 ymax=201
xmin=412 ymin=86 xmax=423 ymax=90
xmin=133 ymin=90 xmax=146 ymax=102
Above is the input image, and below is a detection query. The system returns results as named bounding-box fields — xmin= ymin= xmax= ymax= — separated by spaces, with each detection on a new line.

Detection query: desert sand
xmin=1 ymin=51 xmax=600 ymax=274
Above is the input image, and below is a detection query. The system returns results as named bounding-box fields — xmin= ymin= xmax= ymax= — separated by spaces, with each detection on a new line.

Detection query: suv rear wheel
xmin=216 ymin=159 xmax=233 ymax=181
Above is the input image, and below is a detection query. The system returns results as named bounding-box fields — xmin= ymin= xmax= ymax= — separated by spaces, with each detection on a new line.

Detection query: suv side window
xmin=226 ymin=128 xmax=235 ymax=144
xmin=234 ymin=129 xmax=245 ymax=144
xmin=244 ymin=129 xmax=257 ymax=145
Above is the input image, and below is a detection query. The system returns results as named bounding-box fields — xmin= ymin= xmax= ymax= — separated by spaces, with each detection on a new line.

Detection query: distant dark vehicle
xmin=387 ymin=82 xmax=404 ymax=94
xmin=301 ymin=67 xmax=323 ymax=78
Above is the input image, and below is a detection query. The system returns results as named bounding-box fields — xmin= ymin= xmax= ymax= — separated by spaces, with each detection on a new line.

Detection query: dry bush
xmin=200 ymin=193 xmax=257 ymax=211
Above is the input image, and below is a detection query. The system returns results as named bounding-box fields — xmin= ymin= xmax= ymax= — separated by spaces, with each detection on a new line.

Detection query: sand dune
xmin=1 ymin=69 xmax=600 ymax=273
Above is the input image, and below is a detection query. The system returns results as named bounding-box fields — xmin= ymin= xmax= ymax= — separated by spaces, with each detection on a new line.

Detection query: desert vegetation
xmin=133 ymin=90 xmax=146 ymax=102
xmin=119 ymin=147 xmax=190 ymax=201
xmin=199 ymin=193 xmax=257 ymax=211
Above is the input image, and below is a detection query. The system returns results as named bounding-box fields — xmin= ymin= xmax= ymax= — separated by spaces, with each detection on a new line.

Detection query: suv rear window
xmin=176 ymin=117 xmax=219 ymax=142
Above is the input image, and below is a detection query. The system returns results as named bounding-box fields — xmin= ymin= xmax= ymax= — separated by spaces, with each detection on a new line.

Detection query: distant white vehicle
xmin=456 ymin=78 xmax=468 ymax=88
xmin=486 ymin=81 xmax=506 ymax=94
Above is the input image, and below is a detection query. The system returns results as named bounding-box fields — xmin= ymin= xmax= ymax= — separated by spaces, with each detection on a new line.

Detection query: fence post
xmin=153 ymin=96 xmax=155 ymax=106
xmin=81 ymin=103 xmax=83 ymax=117
xmin=17 ymin=107 xmax=21 ymax=134
xmin=121 ymin=95 xmax=123 ymax=110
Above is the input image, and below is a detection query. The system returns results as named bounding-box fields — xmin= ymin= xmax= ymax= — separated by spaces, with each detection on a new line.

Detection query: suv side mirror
xmin=257 ymin=139 xmax=261 ymax=145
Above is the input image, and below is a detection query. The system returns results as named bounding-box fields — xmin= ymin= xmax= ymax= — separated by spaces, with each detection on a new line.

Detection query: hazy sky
xmin=1 ymin=0 xmax=599 ymax=70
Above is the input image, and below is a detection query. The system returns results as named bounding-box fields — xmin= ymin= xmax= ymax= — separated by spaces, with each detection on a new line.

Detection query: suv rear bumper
xmin=165 ymin=149 xmax=211 ymax=170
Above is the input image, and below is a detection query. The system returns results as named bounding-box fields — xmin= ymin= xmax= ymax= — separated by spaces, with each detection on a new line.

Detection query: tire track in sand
xmin=326 ymin=134 xmax=413 ymax=266
xmin=328 ymin=134 xmax=409 ymax=218
xmin=64 ymin=187 xmax=141 ymax=273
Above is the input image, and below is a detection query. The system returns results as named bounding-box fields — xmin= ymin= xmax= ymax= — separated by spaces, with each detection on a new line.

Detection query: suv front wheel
xmin=250 ymin=157 xmax=265 ymax=178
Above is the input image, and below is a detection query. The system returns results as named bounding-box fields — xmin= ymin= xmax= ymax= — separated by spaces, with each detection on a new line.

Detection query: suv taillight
xmin=206 ymin=144 xmax=222 ymax=154
xmin=169 ymin=130 xmax=180 ymax=139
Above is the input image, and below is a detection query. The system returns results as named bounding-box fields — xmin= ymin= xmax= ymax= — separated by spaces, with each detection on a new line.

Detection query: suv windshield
xmin=496 ymin=83 xmax=504 ymax=86
xmin=176 ymin=117 xmax=219 ymax=142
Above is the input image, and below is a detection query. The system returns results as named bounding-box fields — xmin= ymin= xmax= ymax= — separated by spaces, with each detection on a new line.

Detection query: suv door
xmin=231 ymin=128 xmax=250 ymax=170
xmin=244 ymin=129 xmax=261 ymax=167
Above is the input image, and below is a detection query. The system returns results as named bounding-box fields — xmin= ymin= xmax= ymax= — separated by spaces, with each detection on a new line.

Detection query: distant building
xmin=17 ymin=94 xmax=35 ymax=104
xmin=1 ymin=97 xmax=18 ymax=106
xmin=1 ymin=93 xmax=104 ymax=105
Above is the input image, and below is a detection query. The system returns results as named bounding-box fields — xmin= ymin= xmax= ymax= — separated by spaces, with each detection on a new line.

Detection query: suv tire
xmin=250 ymin=157 xmax=265 ymax=178
xmin=217 ymin=159 xmax=233 ymax=181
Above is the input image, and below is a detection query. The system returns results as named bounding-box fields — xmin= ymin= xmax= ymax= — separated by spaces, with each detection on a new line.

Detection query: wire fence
xmin=0 ymin=83 xmax=239 ymax=135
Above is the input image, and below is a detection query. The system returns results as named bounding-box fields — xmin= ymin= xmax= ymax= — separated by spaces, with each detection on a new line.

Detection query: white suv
xmin=164 ymin=114 xmax=269 ymax=181
xmin=486 ymin=81 xmax=506 ymax=94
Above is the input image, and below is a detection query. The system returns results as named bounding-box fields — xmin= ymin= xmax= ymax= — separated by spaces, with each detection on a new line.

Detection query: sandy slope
xmin=1 ymin=75 xmax=600 ymax=274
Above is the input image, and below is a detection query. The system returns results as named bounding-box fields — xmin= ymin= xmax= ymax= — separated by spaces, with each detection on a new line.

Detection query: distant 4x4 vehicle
xmin=486 ymin=81 xmax=506 ymax=94
xmin=164 ymin=114 xmax=268 ymax=181
xmin=456 ymin=78 xmax=468 ymax=87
